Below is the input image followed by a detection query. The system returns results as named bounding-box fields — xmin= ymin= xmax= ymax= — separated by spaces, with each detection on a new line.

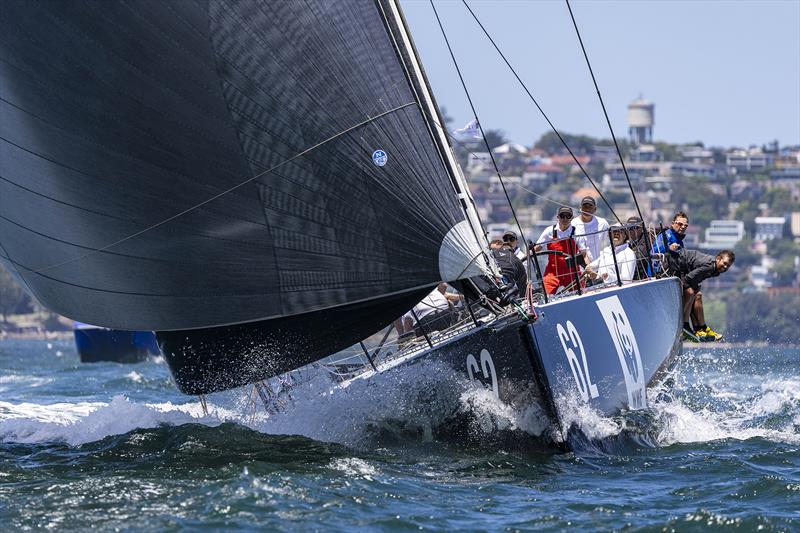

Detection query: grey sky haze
xmin=401 ymin=0 xmax=800 ymax=149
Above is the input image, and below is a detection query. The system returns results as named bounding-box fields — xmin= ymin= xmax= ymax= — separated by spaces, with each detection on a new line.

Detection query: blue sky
xmin=401 ymin=0 xmax=800 ymax=149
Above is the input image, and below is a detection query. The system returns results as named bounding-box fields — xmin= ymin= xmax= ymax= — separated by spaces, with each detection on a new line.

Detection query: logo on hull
xmin=596 ymin=295 xmax=646 ymax=409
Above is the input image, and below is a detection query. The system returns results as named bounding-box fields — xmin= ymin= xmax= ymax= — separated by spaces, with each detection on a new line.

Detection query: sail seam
xmin=21 ymin=101 xmax=419 ymax=276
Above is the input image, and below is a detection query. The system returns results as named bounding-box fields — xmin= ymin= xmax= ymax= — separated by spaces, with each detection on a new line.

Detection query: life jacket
xmin=544 ymin=225 xmax=579 ymax=284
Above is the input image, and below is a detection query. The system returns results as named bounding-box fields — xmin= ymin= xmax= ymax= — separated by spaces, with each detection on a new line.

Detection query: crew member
xmin=534 ymin=206 xmax=588 ymax=295
xmin=502 ymin=230 xmax=527 ymax=262
xmin=571 ymin=196 xmax=608 ymax=263
xmin=583 ymin=223 xmax=637 ymax=285
xmin=669 ymin=248 xmax=735 ymax=341
xmin=626 ymin=216 xmax=651 ymax=280
xmin=651 ymin=211 xmax=689 ymax=275
xmin=490 ymin=239 xmax=527 ymax=296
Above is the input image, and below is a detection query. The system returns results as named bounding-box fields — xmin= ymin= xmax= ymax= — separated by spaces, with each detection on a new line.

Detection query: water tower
xmin=628 ymin=97 xmax=654 ymax=145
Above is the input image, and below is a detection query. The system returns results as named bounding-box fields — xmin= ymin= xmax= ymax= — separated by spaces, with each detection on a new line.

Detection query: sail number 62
xmin=556 ymin=321 xmax=598 ymax=402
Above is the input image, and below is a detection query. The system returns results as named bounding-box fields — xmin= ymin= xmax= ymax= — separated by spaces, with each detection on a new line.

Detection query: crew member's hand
xmin=669 ymin=243 xmax=680 ymax=251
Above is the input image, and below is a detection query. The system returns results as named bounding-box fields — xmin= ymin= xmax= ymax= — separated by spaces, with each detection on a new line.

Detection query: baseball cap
xmin=557 ymin=206 xmax=573 ymax=218
xmin=580 ymin=196 xmax=597 ymax=207
xmin=502 ymin=230 xmax=517 ymax=242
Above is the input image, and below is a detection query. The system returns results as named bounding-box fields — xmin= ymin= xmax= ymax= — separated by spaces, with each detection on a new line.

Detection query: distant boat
xmin=73 ymin=323 xmax=160 ymax=364
xmin=1 ymin=1 xmax=681 ymax=439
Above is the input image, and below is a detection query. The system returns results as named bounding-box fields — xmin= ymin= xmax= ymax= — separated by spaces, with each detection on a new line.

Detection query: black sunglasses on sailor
xmin=558 ymin=214 xmax=572 ymax=219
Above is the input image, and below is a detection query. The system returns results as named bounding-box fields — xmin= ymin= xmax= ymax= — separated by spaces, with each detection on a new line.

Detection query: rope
xmin=460 ymin=0 xmax=621 ymax=225
xmin=564 ymin=0 xmax=645 ymax=224
xmin=429 ymin=1 xmax=531 ymax=258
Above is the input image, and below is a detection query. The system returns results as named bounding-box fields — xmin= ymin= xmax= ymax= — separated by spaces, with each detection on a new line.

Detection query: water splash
xmin=0 ymin=346 xmax=797 ymax=451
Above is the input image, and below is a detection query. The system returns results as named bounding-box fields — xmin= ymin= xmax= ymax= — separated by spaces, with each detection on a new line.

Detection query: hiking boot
xmin=702 ymin=326 xmax=723 ymax=341
xmin=696 ymin=326 xmax=722 ymax=342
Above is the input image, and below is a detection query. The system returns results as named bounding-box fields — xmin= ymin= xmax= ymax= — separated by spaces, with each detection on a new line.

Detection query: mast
xmin=380 ymin=0 xmax=490 ymax=269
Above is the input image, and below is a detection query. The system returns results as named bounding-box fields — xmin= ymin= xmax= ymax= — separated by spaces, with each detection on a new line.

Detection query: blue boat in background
xmin=73 ymin=323 xmax=160 ymax=364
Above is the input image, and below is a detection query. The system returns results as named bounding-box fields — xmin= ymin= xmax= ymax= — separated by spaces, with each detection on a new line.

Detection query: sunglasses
xmin=558 ymin=214 xmax=572 ymax=220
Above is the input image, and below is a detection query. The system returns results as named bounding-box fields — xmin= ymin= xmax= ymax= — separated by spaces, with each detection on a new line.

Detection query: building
xmin=726 ymin=148 xmax=773 ymax=173
xmin=770 ymin=166 xmax=800 ymax=182
xmin=522 ymin=164 xmax=564 ymax=188
xmin=792 ymin=212 xmax=800 ymax=242
xmin=669 ymin=162 xmax=717 ymax=179
xmin=629 ymin=144 xmax=662 ymax=162
xmin=754 ymin=216 xmax=785 ymax=241
xmin=750 ymin=264 xmax=774 ymax=289
xmin=699 ymin=220 xmax=745 ymax=251
xmin=603 ymin=162 xmax=662 ymax=190
xmin=628 ymin=97 xmax=654 ymax=145
xmin=467 ymin=152 xmax=491 ymax=171
xmin=679 ymin=145 xmax=715 ymax=165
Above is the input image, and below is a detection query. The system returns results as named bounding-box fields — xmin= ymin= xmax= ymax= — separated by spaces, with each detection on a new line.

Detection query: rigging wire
xmin=415 ymin=108 xmax=602 ymax=221
xmin=460 ymin=0 xmax=622 ymax=225
xmin=564 ymin=0 xmax=645 ymax=224
xmin=428 ymin=0 xmax=531 ymax=256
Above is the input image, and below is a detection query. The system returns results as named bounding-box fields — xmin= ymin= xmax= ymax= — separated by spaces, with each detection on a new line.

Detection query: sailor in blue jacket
xmin=650 ymin=211 xmax=689 ymax=275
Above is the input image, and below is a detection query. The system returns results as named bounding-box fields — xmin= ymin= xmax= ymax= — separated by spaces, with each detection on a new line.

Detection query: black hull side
xmin=157 ymin=286 xmax=433 ymax=394
xmin=363 ymin=314 xmax=560 ymax=449
xmin=356 ymin=277 xmax=681 ymax=447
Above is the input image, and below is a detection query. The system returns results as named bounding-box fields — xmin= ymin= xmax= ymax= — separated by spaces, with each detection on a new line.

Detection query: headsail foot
xmin=157 ymin=286 xmax=434 ymax=395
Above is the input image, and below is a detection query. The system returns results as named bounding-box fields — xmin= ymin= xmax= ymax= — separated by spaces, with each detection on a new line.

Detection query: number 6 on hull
xmin=557 ymin=321 xmax=599 ymax=402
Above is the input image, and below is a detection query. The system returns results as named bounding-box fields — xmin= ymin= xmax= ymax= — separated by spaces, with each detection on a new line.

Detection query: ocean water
xmin=0 ymin=339 xmax=798 ymax=531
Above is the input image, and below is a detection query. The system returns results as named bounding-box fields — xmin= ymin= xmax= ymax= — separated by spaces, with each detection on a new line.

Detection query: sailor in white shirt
xmin=571 ymin=196 xmax=609 ymax=263
xmin=407 ymin=286 xmax=449 ymax=322
xmin=584 ymin=223 xmax=637 ymax=285
xmin=401 ymin=283 xmax=462 ymax=334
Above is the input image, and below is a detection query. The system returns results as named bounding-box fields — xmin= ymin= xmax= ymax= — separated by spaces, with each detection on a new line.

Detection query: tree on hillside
xmin=0 ymin=267 xmax=33 ymax=322
xmin=767 ymin=237 xmax=800 ymax=260
xmin=725 ymin=292 xmax=800 ymax=343
xmin=439 ymin=106 xmax=454 ymax=130
xmin=734 ymin=200 xmax=760 ymax=237
xmin=763 ymin=188 xmax=800 ymax=217
xmin=733 ymin=237 xmax=760 ymax=269
xmin=483 ymin=129 xmax=509 ymax=151
xmin=773 ymin=257 xmax=799 ymax=287
xmin=670 ymin=176 xmax=727 ymax=230
xmin=533 ymin=131 xmax=630 ymax=158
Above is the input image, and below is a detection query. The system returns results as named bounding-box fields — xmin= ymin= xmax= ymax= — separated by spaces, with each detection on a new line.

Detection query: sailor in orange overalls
xmin=533 ymin=206 xmax=589 ymax=295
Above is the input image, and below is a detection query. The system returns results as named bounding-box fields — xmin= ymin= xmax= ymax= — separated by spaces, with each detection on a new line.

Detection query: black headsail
xmin=0 ymin=0 xmax=485 ymax=392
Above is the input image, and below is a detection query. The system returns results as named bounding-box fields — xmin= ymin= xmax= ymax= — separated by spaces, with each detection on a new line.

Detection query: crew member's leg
xmin=682 ymin=287 xmax=697 ymax=329
xmin=690 ymin=290 xmax=722 ymax=341
xmin=691 ymin=291 xmax=705 ymax=331
xmin=543 ymin=273 xmax=560 ymax=294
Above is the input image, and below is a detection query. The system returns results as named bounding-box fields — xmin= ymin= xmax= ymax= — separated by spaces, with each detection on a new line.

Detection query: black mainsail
xmin=0 ymin=0 xmax=487 ymax=392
